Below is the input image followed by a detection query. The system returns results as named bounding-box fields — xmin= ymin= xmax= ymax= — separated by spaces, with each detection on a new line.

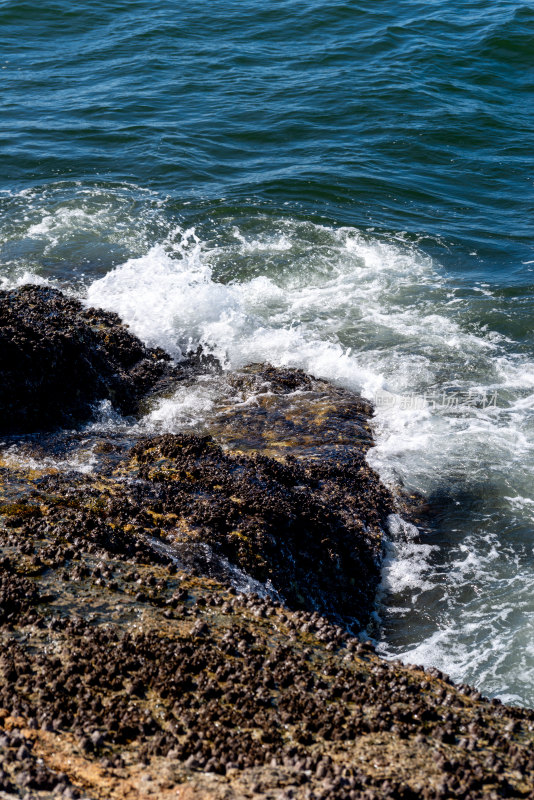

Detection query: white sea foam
xmin=0 ymin=182 xmax=165 ymax=283
xmin=84 ymin=220 xmax=534 ymax=704
xmin=0 ymin=271 xmax=51 ymax=290
xmin=138 ymin=377 xmax=220 ymax=433
xmin=3 ymin=198 xmax=534 ymax=704
xmin=3 ymin=444 xmax=97 ymax=475
xmin=379 ymin=514 xmax=437 ymax=597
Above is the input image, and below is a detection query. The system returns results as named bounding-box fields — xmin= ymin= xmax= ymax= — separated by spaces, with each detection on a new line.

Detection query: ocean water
xmin=1 ymin=0 xmax=534 ymax=705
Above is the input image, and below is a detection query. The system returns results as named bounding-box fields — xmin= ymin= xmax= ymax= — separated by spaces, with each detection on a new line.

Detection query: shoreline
xmin=0 ymin=285 xmax=533 ymax=799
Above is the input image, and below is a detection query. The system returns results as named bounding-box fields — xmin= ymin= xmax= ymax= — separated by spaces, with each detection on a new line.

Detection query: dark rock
xmin=0 ymin=356 xmax=532 ymax=799
xmin=0 ymin=284 xmax=185 ymax=433
xmin=16 ymin=745 xmax=30 ymax=761
xmin=128 ymin=431 xmax=392 ymax=625
xmin=0 ymin=567 xmax=41 ymax=622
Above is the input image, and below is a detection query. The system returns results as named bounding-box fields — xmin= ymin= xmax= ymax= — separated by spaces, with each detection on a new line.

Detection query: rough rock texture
xmin=0 ymin=290 xmax=532 ymax=799
xmin=0 ymin=367 xmax=392 ymax=627
xmin=0 ymin=362 xmax=393 ymax=626
xmin=0 ymin=381 xmax=531 ymax=800
xmin=126 ymin=430 xmax=391 ymax=626
xmin=206 ymin=364 xmax=378 ymax=460
xmin=0 ymin=285 xmax=184 ymax=433
xmin=0 ymin=514 xmax=533 ymax=800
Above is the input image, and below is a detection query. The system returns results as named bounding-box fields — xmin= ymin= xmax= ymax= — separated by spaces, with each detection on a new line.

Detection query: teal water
xmin=1 ymin=0 xmax=534 ymax=704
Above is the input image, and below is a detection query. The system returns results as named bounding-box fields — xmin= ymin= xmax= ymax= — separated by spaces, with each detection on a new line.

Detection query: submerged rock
xmin=0 ymin=284 xmax=185 ymax=434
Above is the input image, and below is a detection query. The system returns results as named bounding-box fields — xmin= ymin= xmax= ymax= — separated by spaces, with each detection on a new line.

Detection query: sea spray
xmin=85 ymin=220 xmax=534 ymax=704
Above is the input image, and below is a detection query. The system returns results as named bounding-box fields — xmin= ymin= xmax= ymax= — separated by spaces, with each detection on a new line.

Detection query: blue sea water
xmin=1 ymin=0 xmax=534 ymax=704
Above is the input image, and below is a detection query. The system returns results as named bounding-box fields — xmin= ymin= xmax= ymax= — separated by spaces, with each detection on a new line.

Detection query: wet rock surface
xmin=0 ymin=424 xmax=532 ymax=799
xmin=123 ymin=429 xmax=391 ymax=625
xmin=205 ymin=364 xmax=377 ymax=461
xmin=0 ymin=294 xmax=532 ymax=799
xmin=0 ymin=285 xmax=186 ymax=433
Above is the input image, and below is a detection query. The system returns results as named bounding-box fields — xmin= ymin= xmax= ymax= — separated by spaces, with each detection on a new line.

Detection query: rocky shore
xmin=0 ymin=286 xmax=533 ymax=800
xmin=0 ymin=285 xmax=186 ymax=434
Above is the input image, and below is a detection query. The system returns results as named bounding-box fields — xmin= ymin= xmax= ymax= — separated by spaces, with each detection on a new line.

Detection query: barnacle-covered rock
xmin=0 ymin=329 xmax=531 ymax=799
xmin=126 ymin=429 xmax=391 ymax=626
